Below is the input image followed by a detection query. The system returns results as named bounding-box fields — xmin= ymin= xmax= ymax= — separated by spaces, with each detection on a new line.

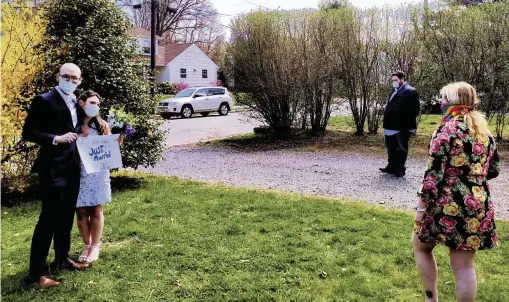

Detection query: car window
xmin=175 ymin=88 xmax=196 ymax=98
xmin=208 ymin=88 xmax=224 ymax=96
xmin=196 ymin=88 xmax=209 ymax=96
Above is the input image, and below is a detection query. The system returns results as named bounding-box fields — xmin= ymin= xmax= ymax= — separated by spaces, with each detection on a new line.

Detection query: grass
xmin=2 ymin=172 xmax=509 ymax=301
xmin=210 ymin=115 xmax=508 ymax=158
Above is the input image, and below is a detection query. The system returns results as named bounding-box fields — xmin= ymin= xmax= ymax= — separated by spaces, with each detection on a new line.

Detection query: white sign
xmin=77 ymin=134 xmax=123 ymax=174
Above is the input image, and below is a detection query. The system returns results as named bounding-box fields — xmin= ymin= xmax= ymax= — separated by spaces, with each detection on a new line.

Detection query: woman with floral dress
xmin=412 ymin=82 xmax=500 ymax=302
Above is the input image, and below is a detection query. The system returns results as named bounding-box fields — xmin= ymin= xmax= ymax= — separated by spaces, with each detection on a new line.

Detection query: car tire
xmin=180 ymin=105 xmax=193 ymax=118
xmin=218 ymin=103 xmax=229 ymax=116
xmin=200 ymin=112 xmax=210 ymax=117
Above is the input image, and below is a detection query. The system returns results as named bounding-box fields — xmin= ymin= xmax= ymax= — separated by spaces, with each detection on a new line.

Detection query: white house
xmin=130 ymin=28 xmax=219 ymax=86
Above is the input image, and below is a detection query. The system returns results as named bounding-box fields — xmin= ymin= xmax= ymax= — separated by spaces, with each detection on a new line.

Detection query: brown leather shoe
xmin=39 ymin=276 xmax=60 ymax=287
xmin=52 ymin=257 xmax=89 ymax=272
xmin=64 ymin=257 xmax=89 ymax=270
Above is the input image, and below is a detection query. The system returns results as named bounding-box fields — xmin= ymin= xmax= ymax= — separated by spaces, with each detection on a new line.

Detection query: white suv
xmin=158 ymin=87 xmax=234 ymax=119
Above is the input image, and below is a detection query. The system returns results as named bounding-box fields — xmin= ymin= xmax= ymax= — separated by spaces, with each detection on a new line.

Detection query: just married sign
xmin=77 ymin=134 xmax=123 ymax=174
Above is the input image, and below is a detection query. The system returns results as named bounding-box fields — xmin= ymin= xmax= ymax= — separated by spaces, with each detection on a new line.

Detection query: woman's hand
xmin=117 ymin=135 xmax=124 ymax=145
xmin=414 ymin=211 xmax=425 ymax=224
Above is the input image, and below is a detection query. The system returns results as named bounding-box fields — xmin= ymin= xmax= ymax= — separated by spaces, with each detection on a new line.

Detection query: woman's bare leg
xmin=412 ymin=232 xmax=439 ymax=302
xmin=89 ymin=205 xmax=104 ymax=246
xmin=450 ymin=248 xmax=476 ymax=302
xmin=76 ymin=207 xmax=91 ymax=245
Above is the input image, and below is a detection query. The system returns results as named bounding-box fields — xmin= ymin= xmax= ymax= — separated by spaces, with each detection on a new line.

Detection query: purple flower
xmin=124 ymin=124 xmax=135 ymax=138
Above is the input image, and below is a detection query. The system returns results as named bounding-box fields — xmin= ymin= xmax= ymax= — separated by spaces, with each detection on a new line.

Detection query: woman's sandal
xmin=78 ymin=245 xmax=91 ymax=263
xmin=86 ymin=244 xmax=101 ymax=263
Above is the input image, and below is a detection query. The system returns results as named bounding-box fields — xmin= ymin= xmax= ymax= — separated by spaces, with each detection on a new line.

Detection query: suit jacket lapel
xmin=51 ymin=88 xmax=74 ymax=131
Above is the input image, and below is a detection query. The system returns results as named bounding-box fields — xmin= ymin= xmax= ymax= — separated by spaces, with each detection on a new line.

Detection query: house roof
xmin=130 ymin=27 xmax=152 ymax=37
xmin=164 ymin=43 xmax=193 ymax=63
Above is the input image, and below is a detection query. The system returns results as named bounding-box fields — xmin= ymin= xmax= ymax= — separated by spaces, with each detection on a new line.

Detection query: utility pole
xmin=151 ymin=0 xmax=158 ymax=100
xmin=149 ymin=1 xmax=177 ymax=101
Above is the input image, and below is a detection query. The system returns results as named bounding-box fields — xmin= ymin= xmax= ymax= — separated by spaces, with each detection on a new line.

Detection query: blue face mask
xmin=59 ymin=79 xmax=78 ymax=94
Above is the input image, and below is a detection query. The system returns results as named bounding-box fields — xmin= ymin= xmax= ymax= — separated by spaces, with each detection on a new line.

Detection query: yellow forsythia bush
xmin=1 ymin=1 xmax=46 ymax=200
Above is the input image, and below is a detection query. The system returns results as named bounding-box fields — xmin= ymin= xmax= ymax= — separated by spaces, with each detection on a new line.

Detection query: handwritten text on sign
xmin=77 ymin=134 xmax=122 ymax=174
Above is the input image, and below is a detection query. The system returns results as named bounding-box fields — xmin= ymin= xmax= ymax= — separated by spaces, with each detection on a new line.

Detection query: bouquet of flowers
xmin=107 ymin=107 xmax=136 ymax=138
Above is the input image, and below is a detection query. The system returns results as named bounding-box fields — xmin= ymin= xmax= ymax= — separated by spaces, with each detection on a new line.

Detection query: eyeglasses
xmin=60 ymin=74 xmax=82 ymax=84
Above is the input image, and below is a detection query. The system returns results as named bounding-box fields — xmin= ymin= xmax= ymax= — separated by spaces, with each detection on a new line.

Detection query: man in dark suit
xmin=23 ymin=63 xmax=88 ymax=287
xmin=380 ymin=71 xmax=420 ymax=178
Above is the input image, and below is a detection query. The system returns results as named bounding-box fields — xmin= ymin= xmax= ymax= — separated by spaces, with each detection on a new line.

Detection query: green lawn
xmin=2 ymin=173 xmax=508 ymax=301
xmin=328 ymin=114 xmax=506 ymax=138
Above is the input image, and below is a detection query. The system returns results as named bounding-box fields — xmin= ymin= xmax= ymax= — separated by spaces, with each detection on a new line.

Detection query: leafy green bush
xmin=157 ymin=81 xmax=177 ymax=95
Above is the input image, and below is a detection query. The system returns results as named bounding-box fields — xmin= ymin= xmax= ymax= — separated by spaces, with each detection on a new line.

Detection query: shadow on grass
xmin=110 ymin=174 xmax=147 ymax=193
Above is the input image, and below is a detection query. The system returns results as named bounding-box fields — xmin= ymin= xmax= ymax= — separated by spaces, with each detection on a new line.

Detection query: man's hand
xmin=55 ymin=133 xmax=78 ymax=144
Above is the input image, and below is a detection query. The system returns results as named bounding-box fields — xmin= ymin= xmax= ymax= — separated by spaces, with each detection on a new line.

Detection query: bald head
xmin=59 ymin=63 xmax=81 ymax=76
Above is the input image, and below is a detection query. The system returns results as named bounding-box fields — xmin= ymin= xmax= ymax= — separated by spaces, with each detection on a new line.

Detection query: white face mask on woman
xmin=84 ymin=104 xmax=100 ymax=118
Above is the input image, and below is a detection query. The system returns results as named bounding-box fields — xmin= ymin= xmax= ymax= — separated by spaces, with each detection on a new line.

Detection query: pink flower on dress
xmin=482 ymin=164 xmax=489 ymax=175
xmin=439 ymin=216 xmax=457 ymax=233
xmin=450 ymin=148 xmax=461 ymax=156
xmin=460 ymin=133 xmax=468 ymax=139
xmin=430 ymin=140 xmax=441 ymax=153
xmin=442 ymin=126 xmax=458 ymax=135
xmin=423 ymin=174 xmax=437 ymax=191
xmin=464 ymin=195 xmax=480 ymax=211
xmin=472 ymin=142 xmax=484 ymax=156
xmin=492 ymin=235 xmax=498 ymax=246
xmin=446 ymin=168 xmax=462 ymax=177
xmin=438 ymin=195 xmax=449 ymax=206
xmin=486 ymin=209 xmax=495 ymax=219
xmin=446 ymin=177 xmax=458 ymax=187
xmin=479 ymin=219 xmax=492 ymax=232
xmin=437 ymin=133 xmax=450 ymax=143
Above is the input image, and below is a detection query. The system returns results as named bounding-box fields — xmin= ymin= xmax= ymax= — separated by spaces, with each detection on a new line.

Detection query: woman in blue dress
xmin=75 ymin=90 xmax=117 ymax=263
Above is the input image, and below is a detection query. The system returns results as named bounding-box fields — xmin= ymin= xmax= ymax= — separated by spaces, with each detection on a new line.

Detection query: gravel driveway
xmin=161 ymin=113 xmax=260 ymax=147
xmin=142 ymin=147 xmax=509 ymax=220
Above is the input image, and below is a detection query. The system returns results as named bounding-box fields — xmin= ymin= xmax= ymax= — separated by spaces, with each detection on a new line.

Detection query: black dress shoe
xmin=394 ymin=170 xmax=406 ymax=178
xmin=379 ymin=167 xmax=395 ymax=174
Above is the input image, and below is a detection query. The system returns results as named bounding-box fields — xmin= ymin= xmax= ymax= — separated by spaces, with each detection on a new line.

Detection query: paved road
xmin=143 ymin=147 xmax=509 ymax=220
xmin=161 ymin=112 xmax=260 ymax=147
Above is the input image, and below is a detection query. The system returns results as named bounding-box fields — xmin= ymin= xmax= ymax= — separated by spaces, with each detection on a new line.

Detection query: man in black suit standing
xmin=23 ymin=63 xmax=88 ymax=287
xmin=380 ymin=71 xmax=420 ymax=178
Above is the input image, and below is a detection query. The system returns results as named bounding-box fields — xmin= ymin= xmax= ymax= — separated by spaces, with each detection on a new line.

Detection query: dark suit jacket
xmin=383 ymin=83 xmax=420 ymax=131
xmin=22 ymin=88 xmax=84 ymax=181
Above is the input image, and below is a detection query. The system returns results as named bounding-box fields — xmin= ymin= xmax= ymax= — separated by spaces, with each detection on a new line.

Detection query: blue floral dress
xmin=77 ymin=127 xmax=112 ymax=208
xmin=414 ymin=118 xmax=500 ymax=250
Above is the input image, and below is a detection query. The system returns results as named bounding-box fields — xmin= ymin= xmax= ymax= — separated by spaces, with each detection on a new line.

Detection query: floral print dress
xmin=414 ymin=118 xmax=500 ymax=251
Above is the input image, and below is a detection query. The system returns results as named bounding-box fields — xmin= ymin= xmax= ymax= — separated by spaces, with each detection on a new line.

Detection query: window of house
xmin=202 ymin=69 xmax=208 ymax=78
xmin=180 ymin=68 xmax=187 ymax=78
xmin=141 ymin=40 xmax=150 ymax=55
